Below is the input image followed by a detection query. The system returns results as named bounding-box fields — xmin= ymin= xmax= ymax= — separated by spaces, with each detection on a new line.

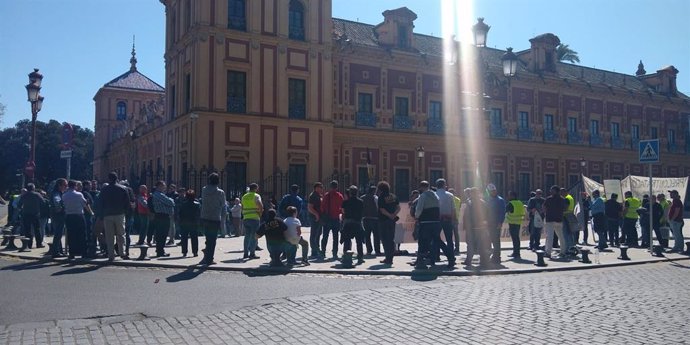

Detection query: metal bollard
xmin=652 ymin=245 xmax=665 ymax=257
xmin=534 ymin=250 xmax=548 ymax=267
xmin=618 ymin=245 xmax=631 ymax=260
xmin=340 ymin=251 xmax=354 ymax=269
xmin=579 ymin=248 xmax=592 ymax=264
xmin=3 ymin=235 xmax=19 ymax=251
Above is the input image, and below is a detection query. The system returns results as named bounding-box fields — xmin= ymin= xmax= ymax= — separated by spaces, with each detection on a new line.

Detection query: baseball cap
xmin=535 ymin=189 xmax=543 ymax=193
xmin=486 ymin=183 xmax=497 ymax=192
xmin=668 ymin=189 xmax=679 ymax=195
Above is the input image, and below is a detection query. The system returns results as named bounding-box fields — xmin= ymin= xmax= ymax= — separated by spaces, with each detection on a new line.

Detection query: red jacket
xmin=321 ymin=190 xmax=343 ymax=219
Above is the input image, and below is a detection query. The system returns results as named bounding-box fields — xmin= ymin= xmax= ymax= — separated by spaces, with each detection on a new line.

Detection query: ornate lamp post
xmin=501 ymin=48 xmax=519 ymax=78
xmin=416 ymin=146 xmax=425 ymax=183
xmin=25 ymin=68 xmax=44 ymax=183
xmin=472 ymin=18 xmax=490 ymax=47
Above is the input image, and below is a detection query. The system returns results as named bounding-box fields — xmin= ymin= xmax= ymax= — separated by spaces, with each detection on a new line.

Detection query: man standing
xmin=448 ymin=188 xmax=462 ymax=255
xmin=668 ymin=190 xmax=685 ymax=253
xmin=590 ymin=190 xmax=607 ymax=250
xmin=377 ymin=181 xmax=400 ymax=266
xmin=17 ymin=183 xmax=45 ymax=250
xmin=579 ymin=192 xmax=591 ymax=245
xmin=505 ymin=191 xmax=525 ymax=259
xmin=150 ymin=180 xmax=175 ymax=258
xmin=486 ymin=183 xmax=506 ymax=264
xmin=278 ymin=184 xmax=303 ymax=219
xmin=622 ymin=191 xmax=641 ymax=247
xmin=435 ymin=179 xmax=456 ymax=261
xmin=307 ymin=182 xmax=323 ymax=258
xmin=97 ymin=172 xmax=131 ymax=262
xmin=50 ymin=179 xmax=68 ymax=257
xmin=320 ymin=180 xmax=344 ymax=259
xmin=242 ymin=183 xmax=263 ymax=259
xmin=198 ymin=173 xmax=226 ymax=265
xmin=605 ymin=193 xmax=623 ymax=247
xmin=463 ymin=187 xmax=489 ymax=268
xmin=543 ymin=185 xmax=567 ymax=258
xmin=361 ymin=185 xmax=381 ymax=256
xmin=560 ymin=188 xmax=577 ymax=255
xmin=135 ymin=185 xmax=150 ymax=245
xmin=527 ymin=189 xmax=545 ymax=251
xmin=62 ymin=180 xmax=93 ymax=259
xmin=657 ymin=193 xmax=671 ymax=248
xmin=165 ymin=184 xmax=180 ymax=245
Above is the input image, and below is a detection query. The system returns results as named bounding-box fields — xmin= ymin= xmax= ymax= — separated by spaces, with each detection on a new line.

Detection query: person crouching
xmin=256 ymin=209 xmax=288 ymax=267
xmin=284 ymin=206 xmax=310 ymax=266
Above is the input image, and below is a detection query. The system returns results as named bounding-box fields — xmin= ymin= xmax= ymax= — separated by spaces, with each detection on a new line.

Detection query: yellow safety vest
xmin=660 ymin=199 xmax=670 ymax=223
xmin=506 ymin=199 xmax=525 ymax=225
xmin=563 ymin=194 xmax=575 ymax=215
xmin=452 ymin=196 xmax=461 ymax=221
xmin=241 ymin=192 xmax=260 ymax=220
xmin=625 ymin=197 xmax=641 ymax=219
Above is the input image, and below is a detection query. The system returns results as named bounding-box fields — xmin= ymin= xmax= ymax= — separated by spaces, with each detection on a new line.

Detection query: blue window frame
xmin=116 ymin=101 xmax=127 ymax=121
xmin=518 ymin=111 xmax=529 ymax=129
xmin=288 ymin=78 xmax=306 ymax=119
xmin=288 ymin=0 xmax=305 ymax=40
xmin=544 ymin=114 xmax=554 ymax=130
xmin=228 ymin=0 xmax=246 ymax=31
xmin=429 ymin=101 xmax=442 ymax=120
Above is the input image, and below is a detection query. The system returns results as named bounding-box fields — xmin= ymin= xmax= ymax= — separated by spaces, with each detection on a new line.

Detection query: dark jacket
xmin=18 ymin=191 xmax=44 ymax=216
xmin=178 ymin=199 xmax=201 ymax=224
xmin=98 ymin=183 xmax=130 ymax=216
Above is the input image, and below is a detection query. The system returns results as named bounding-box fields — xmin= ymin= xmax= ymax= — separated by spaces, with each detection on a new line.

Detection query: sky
xmin=0 ymin=0 xmax=688 ymax=131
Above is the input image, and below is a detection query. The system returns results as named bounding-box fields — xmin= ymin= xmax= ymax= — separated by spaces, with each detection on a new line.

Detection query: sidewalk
xmin=1 ymin=226 xmax=688 ymax=276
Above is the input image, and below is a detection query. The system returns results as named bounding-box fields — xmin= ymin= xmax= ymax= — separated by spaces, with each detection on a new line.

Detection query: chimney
xmin=528 ymin=33 xmax=560 ymax=73
xmin=374 ymin=7 xmax=417 ymax=49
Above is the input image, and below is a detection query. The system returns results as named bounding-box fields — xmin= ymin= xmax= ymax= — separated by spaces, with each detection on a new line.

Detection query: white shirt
xmin=435 ymin=188 xmax=455 ymax=217
xmin=62 ymin=189 xmax=87 ymax=215
xmin=284 ymin=216 xmax=301 ymax=245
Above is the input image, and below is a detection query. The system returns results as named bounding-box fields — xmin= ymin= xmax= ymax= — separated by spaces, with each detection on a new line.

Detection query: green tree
xmin=556 ymin=44 xmax=580 ymax=64
xmin=0 ymin=95 xmax=5 ymax=124
xmin=0 ymin=119 xmax=93 ymax=194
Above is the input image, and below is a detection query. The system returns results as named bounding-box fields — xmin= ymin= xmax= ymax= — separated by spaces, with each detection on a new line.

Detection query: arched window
xmin=228 ymin=0 xmax=246 ymax=31
xmin=288 ymin=0 xmax=305 ymax=41
xmin=116 ymin=101 xmax=127 ymax=121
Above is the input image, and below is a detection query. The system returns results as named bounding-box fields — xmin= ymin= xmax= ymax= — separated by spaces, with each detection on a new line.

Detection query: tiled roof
xmin=332 ymin=18 xmax=689 ymax=100
xmin=104 ymin=70 xmax=164 ymax=92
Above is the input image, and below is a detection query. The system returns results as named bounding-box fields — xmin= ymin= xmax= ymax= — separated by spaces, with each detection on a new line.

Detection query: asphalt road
xmin=0 ymin=257 xmax=420 ymax=325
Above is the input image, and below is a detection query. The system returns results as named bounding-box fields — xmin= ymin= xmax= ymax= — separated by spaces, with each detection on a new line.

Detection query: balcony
xmin=227 ymin=97 xmax=246 ymax=114
xmin=355 ymin=112 xmax=377 ymax=127
xmin=517 ymin=127 xmax=533 ymax=140
xmin=589 ymin=135 xmax=603 ymax=147
xmin=543 ymin=129 xmax=558 ymax=143
xmin=288 ymin=104 xmax=306 ymax=119
xmin=427 ymin=118 xmax=444 ymax=134
xmin=393 ymin=115 xmax=413 ymax=130
xmin=611 ymin=137 xmax=626 ymax=149
xmin=489 ymin=124 xmax=507 ymax=138
xmin=289 ymin=26 xmax=305 ymax=41
xmin=567 ymin=132 xmax=583 ymax=145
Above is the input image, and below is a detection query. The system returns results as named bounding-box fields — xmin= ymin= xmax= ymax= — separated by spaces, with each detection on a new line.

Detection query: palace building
xmin=94 ymin=1 xmax=690 ymax=201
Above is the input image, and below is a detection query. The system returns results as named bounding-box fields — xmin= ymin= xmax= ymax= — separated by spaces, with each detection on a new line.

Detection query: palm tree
xmin=556 ymin=44 xmax=580 ymax=64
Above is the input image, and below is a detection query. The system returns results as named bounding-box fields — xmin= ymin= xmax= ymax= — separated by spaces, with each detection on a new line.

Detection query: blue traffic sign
xmin=639 ymin=139 xmax=660 ymax=163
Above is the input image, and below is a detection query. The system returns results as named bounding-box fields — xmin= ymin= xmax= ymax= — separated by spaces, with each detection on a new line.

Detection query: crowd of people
xmin=2 ymin=171 xmax=686 ymax=269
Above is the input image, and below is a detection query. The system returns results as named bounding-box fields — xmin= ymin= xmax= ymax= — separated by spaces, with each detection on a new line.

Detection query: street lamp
xmin=501 ymin=47 xmax=518 ymax=78
xmin=25 ymin=68 xmax=44 ymax=183
xmin=472 ymin=18 xmax=490 ymax=47
xmin=416 ymin=146 xmax=425 ymax=183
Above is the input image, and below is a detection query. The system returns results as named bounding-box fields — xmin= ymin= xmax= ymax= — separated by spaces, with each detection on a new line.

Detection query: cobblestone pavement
xmin=2 ymin=261 xmax=689 ymax=344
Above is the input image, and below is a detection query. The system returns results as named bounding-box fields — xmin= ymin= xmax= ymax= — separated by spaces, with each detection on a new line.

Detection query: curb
xmin=1 ymin=250 xmax=688 ymax=277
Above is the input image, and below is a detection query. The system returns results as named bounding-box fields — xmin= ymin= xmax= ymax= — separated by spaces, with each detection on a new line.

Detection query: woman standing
xmin=178 ymin=190 xmax=200 ymax=257
xmin=376 ymin=181 xmax=400 ymax=266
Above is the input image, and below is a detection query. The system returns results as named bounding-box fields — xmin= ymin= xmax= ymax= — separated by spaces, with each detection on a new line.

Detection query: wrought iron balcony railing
xmin=543 ymin=129 xmax=558 ymax=143
xmin=393 ymin=115 xmax=413 ymax=130
xmin=355 ymin=112 xmax=377 ymax=127
xmin=489 ymin=124 xmax=507 ymax=138
xmin=427 ymin=118 xmax=443 ymax=134
xmin=227 ymin=97 xmax=246 ymax=114
xmin=567 ymin=132 xmax=582 ymax=144
xmin=517 ymin=127 xmax=533 ymax=140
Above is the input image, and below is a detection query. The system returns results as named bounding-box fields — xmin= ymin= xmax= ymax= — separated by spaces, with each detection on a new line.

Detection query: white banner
xmin=622 ymin=175 xmax=688 ymax=202
xmin=582 ymin=175 xmax=687 ymax=202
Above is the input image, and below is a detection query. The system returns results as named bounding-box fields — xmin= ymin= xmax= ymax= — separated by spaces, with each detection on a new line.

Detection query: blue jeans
xmin=243 ymin=219 xmax=260 ymax=256
xmin=416 ymin=221 xmax=436 ymax=265
xmin=431 ymin=221 xmax=455 ymax=264
xmin=308 ymin=215 xmax=322 ymax=256
xmin=51 ymin=216 xmax=65 ymax=255
xmin=321 ymin=218 xmax=341 ymax=257
xmin=440 ymin=220 xmax=455 ymax=256
xmin=670 ymin=220 xmax=685 ymax=251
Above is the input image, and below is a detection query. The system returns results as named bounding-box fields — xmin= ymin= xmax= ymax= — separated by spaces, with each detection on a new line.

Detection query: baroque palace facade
xmin=94 ymin=1 xmax=690 ymax=201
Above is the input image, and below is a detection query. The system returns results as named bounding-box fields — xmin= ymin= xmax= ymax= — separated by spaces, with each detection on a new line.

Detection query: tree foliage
xmin=0 ymin=119 xmax=93 ymax=194
xmin=556 ymin=44 xmax=580 ymax=64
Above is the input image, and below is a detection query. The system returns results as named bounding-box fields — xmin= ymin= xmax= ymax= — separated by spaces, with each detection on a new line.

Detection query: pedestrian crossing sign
xmin=639 ymin=139 xmax=659 ymax=163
